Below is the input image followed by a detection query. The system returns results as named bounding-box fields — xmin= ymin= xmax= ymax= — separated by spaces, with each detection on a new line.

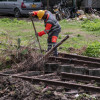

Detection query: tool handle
xmin=30 ymin=16 xmax=42 ymax=53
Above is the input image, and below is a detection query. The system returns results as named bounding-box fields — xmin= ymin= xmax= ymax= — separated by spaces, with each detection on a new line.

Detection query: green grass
xmin=0 ymin=18 xmax=45 ymax=47
xmin=81 ymin=19 xmax=100 ymax=35
xmin=0 ymin=18 xmax=100 ymax=57
xmin=60 ymin=19 xmax=80 ymax=30
xmin=83 ymin=41 xmax=100 ymax=57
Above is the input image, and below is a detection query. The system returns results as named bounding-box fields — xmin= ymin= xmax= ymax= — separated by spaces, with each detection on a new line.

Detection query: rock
xmin=90 ymin=14 xmax=100 ymax=19
xmin=56 ymin=86 xmax=64 ymax=92
xmin=61 ymin=95 xmax=68 ymax=100
xmin=54 ymin=91 xmax=63 ymax=97
xmin=75 ymin=94 xmax=79 ymax=98
xmin=65 ymin=90 xmax=78 ymax=95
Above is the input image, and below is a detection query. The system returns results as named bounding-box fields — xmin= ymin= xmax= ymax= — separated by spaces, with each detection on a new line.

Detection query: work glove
xmin=38 ymin=31 xmax=46 ymax=37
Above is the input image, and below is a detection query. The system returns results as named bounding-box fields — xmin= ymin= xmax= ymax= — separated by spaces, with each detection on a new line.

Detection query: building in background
xmin=78 ymin=0 xmax=100 ymax=11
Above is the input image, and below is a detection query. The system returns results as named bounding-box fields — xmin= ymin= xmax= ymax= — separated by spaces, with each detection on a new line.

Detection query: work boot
xmin=47 ymin=43 xmax=52 ymax=51
xmin=53 ymin=43 xmax=58 ymax=57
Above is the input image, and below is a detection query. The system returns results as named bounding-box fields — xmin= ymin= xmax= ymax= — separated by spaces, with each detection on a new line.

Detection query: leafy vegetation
xmin=82 ymin=19 xmax=100 ymax=31
xmin=0 ymin=18 xmax=24 ymax=24
xmin=83 ymin=41 xmax=100 ymax=57
xmin=64 ymin=32 xmax=73 ymax=35
xmin=0 ymin=17 xmax=100 ymax=65
xmin=75 ymin=93 xmax=96 ymax=100
xmin=60 ymin=19 xmax=80 ymax=30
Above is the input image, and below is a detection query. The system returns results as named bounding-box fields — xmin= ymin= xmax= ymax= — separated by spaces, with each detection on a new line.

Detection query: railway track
xmin=48 ymin=53 xmax=100 ymax=68
xmin=58 ymin=52 xmax=100 ymax=63
xmin=0 ymin=53 xmax=100 ymax=97
xmin=0 ymin=70 xmax=100 ymax=94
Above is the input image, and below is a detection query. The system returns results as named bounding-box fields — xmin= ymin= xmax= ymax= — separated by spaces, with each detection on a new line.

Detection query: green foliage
xmin=21 ymin=49 xmax=28 ymax=55
xmin=75 ymin=93 xmax=96 ymax=100
xmin=82 ymin=19 xmax=100 ymax=31
xmin=0 ymin=17 xmax=100 ymax=60
xmin=64 ymin=32 xmax=73 ymax=35
xmin=0 ymin=18 xmax=25 ymax=24
xmin=60 ymin=19 xmax=80 ymax=30
xmin=45 ymin=90 xmax=52 ymax=95
xmin=83 ymin=41 xmax=100 ymax=57
xmin=58 ymin=35 xmax=62 ymax=39
xmin=77 ymin=34 xmax=82 ymax=37
xmin=6 ymin=65 xmax=11 ymax=68
xmin=17 ymin=38 xmax=21 ymax=49
xmin=5 ymin=56 xmax=11 ymax=61
xmin=60 ymin=19 xmax=67 ymax=24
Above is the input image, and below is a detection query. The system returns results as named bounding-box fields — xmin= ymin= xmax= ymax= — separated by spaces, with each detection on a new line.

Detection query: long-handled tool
xmin=30 ymin=16 xmax=42 ymax=53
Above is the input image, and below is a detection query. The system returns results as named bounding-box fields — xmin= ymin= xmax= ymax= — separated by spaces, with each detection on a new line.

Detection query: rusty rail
xmin=58 ymin=52 xmax=100 ymax=63
xmin=30 ymin=16 xmax=42 ymax=53
xmin=48 ymin=56 xmax=100 ymax=68
xmin=0 ymin=71 xmax=100 ymax=93
xmin=61 ymin=72 xmax=100 ymax=83
xmin=13 ymin=75 xmax=100 ymax=93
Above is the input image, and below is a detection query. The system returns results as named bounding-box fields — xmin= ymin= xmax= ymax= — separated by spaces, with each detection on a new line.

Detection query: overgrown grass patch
xmin=81 ymin=19 xmax=100 ymax=32
xmin=64 ymin=32 xmax=73 ymax=35
xmin=83 ymin=41 xmax=100 ymax=57
xmin=0 ymin=17 xmax=100 ymax=61
xmin=60 ymin=19 xmax=81 ymax=30
xmin=0 ymin=18 xmax=45 ymax=46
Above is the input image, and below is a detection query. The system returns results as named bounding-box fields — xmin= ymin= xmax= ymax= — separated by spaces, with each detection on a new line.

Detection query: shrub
xmin=0 ymin=18 xmax=25 ymax=24
xmin=77 ymin=34 xmax=82 ymax=37
xmin=83 ymin=41 xmax=100 ymax=57
xmin=81 ymin=19 xmax=100 ymax=31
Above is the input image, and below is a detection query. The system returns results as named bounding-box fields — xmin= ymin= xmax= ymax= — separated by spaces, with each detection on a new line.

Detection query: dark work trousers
xmin=47 ymin=42 xmax=57 ymax=56
xmin=47 ymin=29 xmax=61 ymax=56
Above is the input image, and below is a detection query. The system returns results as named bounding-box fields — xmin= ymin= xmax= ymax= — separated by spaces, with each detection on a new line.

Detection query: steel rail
xmin=13 ymin=75 xmax=100 ymax=93
xmin=61 ymin=72 xmax=100 ymax=83
xmin=30 ymin=16 xmax=42 ymax=53
xmin=0 ymin=72 xmax=100 ymax=92
xmin=58 ymin=52 xmax=100 ymax=63
xmin=48 ymin=56 xmax=100 ymax=68
xmin=0 ymin=73 xmax=10 ymax=76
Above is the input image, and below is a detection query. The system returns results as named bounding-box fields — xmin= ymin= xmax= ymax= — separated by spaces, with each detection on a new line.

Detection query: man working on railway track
xmin=29 ymin=10 xmax=61 ymax=56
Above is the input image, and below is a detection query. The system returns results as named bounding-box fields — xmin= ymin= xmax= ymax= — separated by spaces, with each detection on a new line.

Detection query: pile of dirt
xmin=1 ymin=47 xmax=45 ymax=73
xmin=12 ymin=49 xmax=44 ymax=72
xmin=0 ymin=76 xmax=68 ymax=100
xmin=0 ymin=76 xmax=36 ymax=100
